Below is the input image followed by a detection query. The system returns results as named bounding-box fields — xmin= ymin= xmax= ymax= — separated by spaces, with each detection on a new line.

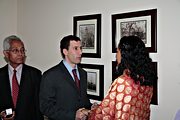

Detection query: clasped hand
xmin=0 ymin=110 xmax=15 ymax=120
xmin=75 ymin=108 xmax=90 ymax=120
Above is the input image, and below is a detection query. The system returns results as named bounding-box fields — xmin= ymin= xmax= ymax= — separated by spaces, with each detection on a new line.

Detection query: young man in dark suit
xmin=0 ymin=35 xmax=43 ymax=120
xmin=39 ymin=35 xmax=91 ymax=120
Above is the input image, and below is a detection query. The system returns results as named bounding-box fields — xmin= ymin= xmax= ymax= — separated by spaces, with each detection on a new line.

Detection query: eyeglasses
xmin=8 ymin=49 xmax=27 ymax=54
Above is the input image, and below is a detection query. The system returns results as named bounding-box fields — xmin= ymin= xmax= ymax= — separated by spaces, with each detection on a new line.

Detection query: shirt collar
xmin=8 ymin=64 xmax=23 ymax=74
xmin=63 ymin=60 xmax=78 ymax=71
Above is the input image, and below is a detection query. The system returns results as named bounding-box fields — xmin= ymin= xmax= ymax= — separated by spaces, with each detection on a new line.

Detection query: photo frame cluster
xmin=73 ymin=9 xmax=158 ymax=103
xmin=74 ymin=14 xmax=104 ymax=101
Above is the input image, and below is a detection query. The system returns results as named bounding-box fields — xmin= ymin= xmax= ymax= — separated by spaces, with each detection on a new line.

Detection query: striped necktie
xmin=12 ymin=69 xmax=19 ymax=108
xmin=72 ymin=69 xmax=80 ymax=89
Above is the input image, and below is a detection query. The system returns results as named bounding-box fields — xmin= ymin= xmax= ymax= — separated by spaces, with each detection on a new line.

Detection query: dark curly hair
xmin=117 ymin=36 xmax=157 ymax=86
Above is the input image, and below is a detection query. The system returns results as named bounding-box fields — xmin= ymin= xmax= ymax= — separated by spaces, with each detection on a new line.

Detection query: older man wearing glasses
xmin=0 ymin=35 xmax=43 ymax=120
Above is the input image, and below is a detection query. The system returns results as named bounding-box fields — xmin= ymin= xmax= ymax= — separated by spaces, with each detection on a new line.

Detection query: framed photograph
xmin=112 ymin=9 xmax=157 ymax=53
xmin=73 ymin=14 xmax=101 ymax=58
xmin=112 ymin=61 xmax=158 ymax=105
xmin=79 ymin=63 xmax=104 ymax=100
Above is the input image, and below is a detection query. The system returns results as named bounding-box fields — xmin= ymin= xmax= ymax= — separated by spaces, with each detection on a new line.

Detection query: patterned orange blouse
xmin=88 ymin=75 xmax=153 ymax=120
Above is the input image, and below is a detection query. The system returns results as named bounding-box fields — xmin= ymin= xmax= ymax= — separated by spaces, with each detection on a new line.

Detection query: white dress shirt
xmin=8 ymin=64 xmax=23 ymax=94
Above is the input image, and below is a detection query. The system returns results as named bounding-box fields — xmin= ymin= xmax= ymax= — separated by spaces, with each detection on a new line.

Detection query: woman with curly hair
xmin=88 ymin=36 xmax=157 ymax=120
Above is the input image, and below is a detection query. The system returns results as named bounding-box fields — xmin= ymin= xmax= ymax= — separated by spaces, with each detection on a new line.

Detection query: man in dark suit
xmin=39 ymin=35 xmax=92 ymax=120
xmin=0 ymin=35 xmax=43 ymax=120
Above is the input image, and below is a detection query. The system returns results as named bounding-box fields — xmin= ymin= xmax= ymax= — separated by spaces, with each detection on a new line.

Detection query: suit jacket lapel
xmin=19 ymin=64 xmax=27 ymax=88
xmin=0 ymin=65 xmax=14 ymax=109
xmin=78 ymin=67 xmax=87 ymax=94
xmin=3 ymin=65 xmax=12 ymax=97
xmin=15 ymin=64 xmax=29 ymax=109
xmin=59 ymin=61 xmax=80 ymax=93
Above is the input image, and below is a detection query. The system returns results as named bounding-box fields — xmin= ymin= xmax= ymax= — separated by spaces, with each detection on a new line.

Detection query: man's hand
xmin=91 ymin=102 xmax=99 ymax=110
xmin=0 ymin=110 xmax=15 ymax=120
xmin=75 ymin=108 xmax=90 ymax=120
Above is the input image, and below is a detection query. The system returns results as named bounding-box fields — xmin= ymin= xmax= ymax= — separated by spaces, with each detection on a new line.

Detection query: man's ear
xmin=3 ymin=51 xmax=9 ymax=63
xmin=63 ymin=49 xmax=68 ymax=56
xmin=3 ymin=50 xmax=9 ymax=58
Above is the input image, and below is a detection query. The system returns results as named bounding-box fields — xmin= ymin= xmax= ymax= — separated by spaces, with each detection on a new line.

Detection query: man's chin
xmin=17 ymin=59 xmax=25 ymax=63
xmin=76 ymin=58 xmax=81 ymax=63
xmin=16 ymin=61 xmax=24 ymax=64
xmin=76 ymin=60 xmax=81 ymax=64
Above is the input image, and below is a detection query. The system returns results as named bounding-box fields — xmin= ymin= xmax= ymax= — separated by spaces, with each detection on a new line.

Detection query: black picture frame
xmin=112 ymin=61 xmax=158 ymax=105
xmin=112 ymin=9 xmax=157 ymax=53
xmin=79 ymin=63 xmax=104 ymax=101
xmin=73 ymin=14 xmax=101 ymax=58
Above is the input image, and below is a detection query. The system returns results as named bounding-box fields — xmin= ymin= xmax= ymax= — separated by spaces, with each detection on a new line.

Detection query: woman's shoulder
xmin=114 ymin=74 xmax=133 ymax=84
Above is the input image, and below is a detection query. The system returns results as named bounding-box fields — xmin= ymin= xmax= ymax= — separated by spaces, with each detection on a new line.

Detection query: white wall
xmin=0 ymin=0 xmax=17 ymax=66
xmin=1 ymin=0 xmax=180 ymax=119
